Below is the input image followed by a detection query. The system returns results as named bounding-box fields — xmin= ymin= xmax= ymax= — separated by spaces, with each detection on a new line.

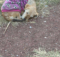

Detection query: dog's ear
xmin=25 ymin=4 xmax=30 ymax=8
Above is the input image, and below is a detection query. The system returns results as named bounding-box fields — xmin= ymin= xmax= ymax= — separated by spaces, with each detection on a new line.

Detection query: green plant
xmin=32 ymin=48 xmax=60 ymax=57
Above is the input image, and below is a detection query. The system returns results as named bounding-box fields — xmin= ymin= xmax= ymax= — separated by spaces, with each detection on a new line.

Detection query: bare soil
xmin=0 ymin=4 xmax=60 ymax=57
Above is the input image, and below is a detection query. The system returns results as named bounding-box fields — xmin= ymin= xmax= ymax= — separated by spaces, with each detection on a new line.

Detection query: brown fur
xmin=1 ymin=0 xmax=38 ymax=22
xmin=2 ymin=12 xmax=21 ymax=21
xmin=21 ymin=0 xmax=39 ymax=21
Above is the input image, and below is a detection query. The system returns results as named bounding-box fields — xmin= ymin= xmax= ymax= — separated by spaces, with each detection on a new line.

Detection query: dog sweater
xmin=1 ymin=0 xmax=28 ymax=13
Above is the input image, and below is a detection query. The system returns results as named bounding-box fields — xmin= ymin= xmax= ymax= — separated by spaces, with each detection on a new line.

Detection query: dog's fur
xmin=2 ymin=12 xmax=21 ymax=21
xmin=21 ymin=0 xmax=38 ymax=21
xmin=1 ymin=0 xmax=38 ymax=22
xmin=1 ymin=0 xmax=27 ymax=22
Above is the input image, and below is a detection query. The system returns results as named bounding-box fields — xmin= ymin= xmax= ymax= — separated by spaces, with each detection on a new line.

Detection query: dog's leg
xmin=3 ymin=21 xmax=11 ymax=34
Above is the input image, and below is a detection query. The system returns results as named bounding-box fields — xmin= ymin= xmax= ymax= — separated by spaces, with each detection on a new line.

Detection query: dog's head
xmin=21 ymin=4 xmax=31 ymax=19
xmin=22 ymin=4 xmax=39 ymax=19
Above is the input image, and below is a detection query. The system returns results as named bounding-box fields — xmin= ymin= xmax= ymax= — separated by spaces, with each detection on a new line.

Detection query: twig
xmin=3 ymin=21 xmax=11 ymax=34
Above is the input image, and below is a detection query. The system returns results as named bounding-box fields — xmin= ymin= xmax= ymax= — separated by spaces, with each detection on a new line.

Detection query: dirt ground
xmin=0 ymin=4 xmax=60 ymax=57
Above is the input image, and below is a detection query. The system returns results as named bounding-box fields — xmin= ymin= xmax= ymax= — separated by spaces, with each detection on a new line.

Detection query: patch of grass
xmin=0 ymin=1 xmax=8 ymax=26
xmin=0 ymin=3 xmax=8 ymax=26
xmin=45 ymin=0 xmax=60 ymax=5
xmin=31 ymin=48 xmax=60 ymax=57
xmin=0 ymin=13 xmax=8 ymax=26
xmin=36 ymin=0 xmax=60 ymax=5
xmin=36 ymin=0 xmax=60 ymax=17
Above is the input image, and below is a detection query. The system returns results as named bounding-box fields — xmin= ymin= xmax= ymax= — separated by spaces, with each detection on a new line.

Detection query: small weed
xmin=31 ymin=48 xmax=60 ymax=57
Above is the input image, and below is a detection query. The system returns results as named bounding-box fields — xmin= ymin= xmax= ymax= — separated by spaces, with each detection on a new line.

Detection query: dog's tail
xmin=12 ymin=18 xmax=26 ymax=22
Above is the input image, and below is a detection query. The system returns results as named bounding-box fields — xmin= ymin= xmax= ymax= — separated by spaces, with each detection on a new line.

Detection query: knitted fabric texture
xmin=1 ymin=0 xmax=28 ymax=13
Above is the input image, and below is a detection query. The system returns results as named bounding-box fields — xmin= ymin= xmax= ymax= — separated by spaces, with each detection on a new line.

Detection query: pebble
xmin=44 ymin=37 xmax=47 ymax=39
xmin=16 ymin=55 xmax=19 ymax=56
xmin=29 ymin=26 xmax=32 ymax=28
xmin=44 ymin=21 xmax=46 ymax=23
xmin=5 ymin=50 xmax=7 ymax=51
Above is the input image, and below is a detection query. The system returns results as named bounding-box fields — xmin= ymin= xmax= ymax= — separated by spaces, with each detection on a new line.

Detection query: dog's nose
xmin=22 ymin=18 xmax=26 ymax=21
xmin=34 ymin=15 xmax=38 ymax=17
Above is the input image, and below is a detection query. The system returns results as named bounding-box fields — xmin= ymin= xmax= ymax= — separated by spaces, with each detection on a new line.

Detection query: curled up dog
xmin=1 ymin=0 xmax=38 ymax=22
xmin=1 ymin=0 xmax=38 ymax=34
xmin=1 ymin=0 xmax=28 ymax=34
xmin=1 ymin=0 xmax=28 ymax=22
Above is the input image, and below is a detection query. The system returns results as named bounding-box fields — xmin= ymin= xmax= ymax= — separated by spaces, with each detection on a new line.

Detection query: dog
xmin=1 ymin=0 xmax=28 ymax=22
xmin=21 ymin=0 xmax=39 ymax=21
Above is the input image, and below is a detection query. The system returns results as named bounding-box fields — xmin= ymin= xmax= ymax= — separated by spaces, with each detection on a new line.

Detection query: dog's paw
xmin=34 ymin=15 xmax=39 ymax=18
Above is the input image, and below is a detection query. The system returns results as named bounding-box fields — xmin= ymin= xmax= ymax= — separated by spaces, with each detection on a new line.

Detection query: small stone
xmin=5 ymin=50 xmax=7 ymax=51
xmin=44 ymin=21 xmax=46 ymax=23
xmin=44 ymin=37 xmax=47 ymax=39
xmin=16 ymin=55 xmax=18 ymax=56
xmin=29 ymin=26 xmax=32 ymax=28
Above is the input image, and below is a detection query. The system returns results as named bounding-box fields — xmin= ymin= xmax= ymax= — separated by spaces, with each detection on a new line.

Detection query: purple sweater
xmin=1 ymin=0 xmax=28 ymax=13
